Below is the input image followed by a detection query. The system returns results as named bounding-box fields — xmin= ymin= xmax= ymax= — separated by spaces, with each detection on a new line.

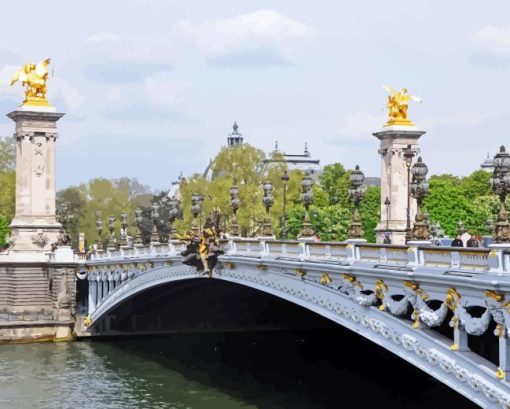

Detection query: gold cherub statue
xmin=10 ymin=58 xmax=52 ymax=107
xmin=382 ymin=85 xmax=421 ymax=126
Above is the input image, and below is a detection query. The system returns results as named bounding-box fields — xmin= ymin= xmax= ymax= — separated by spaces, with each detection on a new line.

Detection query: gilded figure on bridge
xmin=176 ymin=210 xmax=224 ymax=277
xmin=383 ymin=85 xmax=421 ymax=126
xmin=10 ymin=58 xmax=52 ymax=107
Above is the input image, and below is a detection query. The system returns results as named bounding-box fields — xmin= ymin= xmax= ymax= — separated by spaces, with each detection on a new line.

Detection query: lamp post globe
xmin=403 ymin=144 xmax=415 ymax=243
xmin=348 ymin=165 xmax=366 ymax=240
xmin=281 ymin=170 xmax=289 ymax=240
xmin=410 ymin=157 xmax=431 ymax=241
xmin=491 ymin=146 xmax=510 ymax=242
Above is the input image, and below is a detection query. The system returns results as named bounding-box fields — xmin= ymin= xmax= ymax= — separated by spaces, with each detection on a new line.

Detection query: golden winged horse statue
xmin=10 ymin=58 xmax=52 ymax=106
xmin=382 ymin=85 xmax=422 ymax=126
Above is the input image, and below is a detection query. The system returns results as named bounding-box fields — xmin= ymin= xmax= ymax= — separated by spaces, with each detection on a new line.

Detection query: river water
xmin=0 ymin=330 xmax=476 ymax=409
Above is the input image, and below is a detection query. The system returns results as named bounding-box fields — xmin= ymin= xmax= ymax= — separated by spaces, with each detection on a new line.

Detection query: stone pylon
xmin=373 ymin=125 xmax=425 ymax=245
xmin=7 ymin=106 xmax=64 ymax=259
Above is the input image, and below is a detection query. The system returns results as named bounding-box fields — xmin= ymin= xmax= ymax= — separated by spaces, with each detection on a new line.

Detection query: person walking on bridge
xmin=451 ymin=235 xmax=464 ymax=247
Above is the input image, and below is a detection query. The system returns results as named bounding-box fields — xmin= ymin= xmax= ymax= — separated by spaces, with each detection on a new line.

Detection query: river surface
xmin=0 ymin=330 xmax=476 ymax=409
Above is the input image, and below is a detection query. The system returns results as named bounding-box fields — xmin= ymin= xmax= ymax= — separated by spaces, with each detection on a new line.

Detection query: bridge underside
xmin=94 ymin=279 xmax=336 ymax=335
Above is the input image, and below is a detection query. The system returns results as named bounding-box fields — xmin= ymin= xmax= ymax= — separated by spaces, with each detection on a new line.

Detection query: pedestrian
xmin=466 ymin=234 xmax=479 ymax=248
xmin=451 ymin=235 xmax=464 ymax=247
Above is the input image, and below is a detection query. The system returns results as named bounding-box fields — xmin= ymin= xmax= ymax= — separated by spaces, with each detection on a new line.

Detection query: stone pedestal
xmin=7 ymin=107 xmax=64 ymax=256
xmin=54 ymin=246 xmax=74 ymax=262
xmin=373 ymin=125 xmax=426 ymax=245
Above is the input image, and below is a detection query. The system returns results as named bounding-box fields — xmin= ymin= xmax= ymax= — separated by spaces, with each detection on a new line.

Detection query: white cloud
xmin=105 ymin=87 xmax=124 ymax=103
xmin=85 ymin=32 xmax=122 ymax=43
xmin=49 ymin=77 xmax=84 ymax=109
xmin=143 ymin=73 xmax=188 ymax=107
xmin=335 ymin=111 xmax=384 ymax=141
xmin=82 ymin=32 xmax=176 ymax=64
xmin=422 ymin=111 xmax=500 ymax=129
xmin=473 ymin=25 xmax=510 ymax=55
xmin=174 ymin=9 xmax=315 ymax=62
xmin=0 ymin=64 xmax=25 ymax=97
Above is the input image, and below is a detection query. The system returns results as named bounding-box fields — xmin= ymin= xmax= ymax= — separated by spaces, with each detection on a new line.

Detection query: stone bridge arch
xmin=86 ymin=257 xmax=510 ymax=408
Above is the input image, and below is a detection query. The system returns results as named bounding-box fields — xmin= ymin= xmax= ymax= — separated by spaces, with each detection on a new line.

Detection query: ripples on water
xmin=0 ymin=330 xmax=477 ymax=409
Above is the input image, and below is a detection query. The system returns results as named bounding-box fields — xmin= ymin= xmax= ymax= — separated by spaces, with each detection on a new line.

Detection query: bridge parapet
xmin=224 ymin=239 xmax=509 ymax=274
xmin=88 ymin=241 xmax=186 ymax=262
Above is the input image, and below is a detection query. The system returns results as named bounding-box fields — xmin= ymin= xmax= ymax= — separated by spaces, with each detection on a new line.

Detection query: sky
xmin=0 ymin=0 xmax=509 ymax=190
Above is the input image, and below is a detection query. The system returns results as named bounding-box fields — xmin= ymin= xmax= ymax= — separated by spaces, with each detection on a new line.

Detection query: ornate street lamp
xmin=490 ymin=145 xmax=510 ymax=242
xmin=281 ymin=170 xmax=290 ymax=240
xmin=56 ymin=202 xmax=73 ymax=248
xmin=95 ymin=210 xmax=103 ymax=251
xmin=230 ymin=185 xmax=240 ymax=237
xmin=261 ymin=180 xmax=274 ymax=237
xmin=299 ymin=172 xmax=315 ymax=239
xmin=383 ymin=196 xmax=391 ymax=244
xmin=486 ymin=217 xmax=495 ymax=236
xmin=57 ymin=202 xmax=72 ymax=230
xmin=410 ymin=156 xmax=430 ymax=241
xmin=429 ymin=221 xmax=441 ymax=243
xmin=150 ymin=202 xmax=160 ymax=244
xmin=456 ymin=220 xmax=466 ymax=237
xmin=120 ymin=212 xmax=128 ymax=247
xmin=168 ymin=199 xmax=180 ymax=239
xmin=403 ymin=144 xmax=415 ymax=243
xmin=348 ymin=165 xmax=365 ymax=240
xmin=156 ymin=196 xmax=170 ymax=244
xmin=134 ymin=207 xmax=143 ymax=246
xmin=107 ymin=215 xmax=117 ymax=250
xmin=191 ymin=193 xmax=203 ymax=235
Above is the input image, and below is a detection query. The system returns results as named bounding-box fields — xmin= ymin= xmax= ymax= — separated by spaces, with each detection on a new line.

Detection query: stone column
xmin=97 ymin=280 xmax=103 ymax=304
xmin=7 ymin=107 xmax=65 ymax=256
xmin=373 ymin=125 xmax=425 ymax=245
xmin=88 ymin=280 xmax=97 ymax=314
xmin=102 ymin=279 xmax=108 ymax=299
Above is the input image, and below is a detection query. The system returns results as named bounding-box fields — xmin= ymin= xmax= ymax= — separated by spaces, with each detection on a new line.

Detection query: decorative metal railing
xmin=88 ymin=239 xmax=509 ymax=274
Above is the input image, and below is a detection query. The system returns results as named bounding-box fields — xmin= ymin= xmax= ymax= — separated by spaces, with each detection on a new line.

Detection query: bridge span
xmin=83 ymin=238 xmax=510 ymax=408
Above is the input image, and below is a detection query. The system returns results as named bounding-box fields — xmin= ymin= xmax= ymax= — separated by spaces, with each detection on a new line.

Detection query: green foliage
xmin=282 ymin=170 xmax=379 ymax=243
xmin=0 ymin=137 xmax=15 ymax=172
xmin=423 ymin=172 xmax=495 ymax=237
xmin=0 ymin=215 xmax=8 ymax=248
xmin=319 ymin=163 xmax=350 ymax=207
xmin=176 ymin=144 xmax=302 ymax=237
xmin=0 ymin=171 xmax=15 ymax=222
xmin=57 ymin=178 xmax=152 ymax=249
xmin=460 ymin=170 xmax=492 ymax=200
xmin=359 ymin=186 xmax=381 ymax=243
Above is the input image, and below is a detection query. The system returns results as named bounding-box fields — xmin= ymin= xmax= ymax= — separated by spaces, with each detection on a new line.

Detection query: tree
xmin=319 ymin=163 xmax=350 ymax=207
xmin=0 ymin=137 xmax=16 ymax=223
xmin=175 ymin=145 xmax=302 ymax=237
xmin=0 ymin=215 xmax=8 ymax=248
xmin=0 ymin=136 xmax=15 ymax=172
xmin=0 ymin=171 xmax=15 ymax=221
xmin=461 ymin=170 xmax=492 ymax=200
xmin=55 ymin=177 xmax=154 ymax=249
xmin=423 ymin=174 xmax=493 ymax=237
xmin=359 ymin=186 xmax=381 ymax=243
xmin=56 ymin=187 xmax=87 ymax=248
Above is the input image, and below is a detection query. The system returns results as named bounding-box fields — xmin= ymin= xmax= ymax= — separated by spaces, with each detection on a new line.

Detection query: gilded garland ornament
xmin=10 ymin=58 xmax=53 ymax=107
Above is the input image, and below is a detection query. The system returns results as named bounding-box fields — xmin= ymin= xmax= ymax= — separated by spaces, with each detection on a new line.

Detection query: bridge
xmin=83 ymin=237 xmax=510 ymax=409
xmin=2 ymin=59 xmax=510 ymax=408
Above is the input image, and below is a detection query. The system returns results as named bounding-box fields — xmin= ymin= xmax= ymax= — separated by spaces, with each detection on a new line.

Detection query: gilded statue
xmin=382 ymin=85 xmax=421 ymax=126
xmin=10 ymin=58 xmax=52 ymax=106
